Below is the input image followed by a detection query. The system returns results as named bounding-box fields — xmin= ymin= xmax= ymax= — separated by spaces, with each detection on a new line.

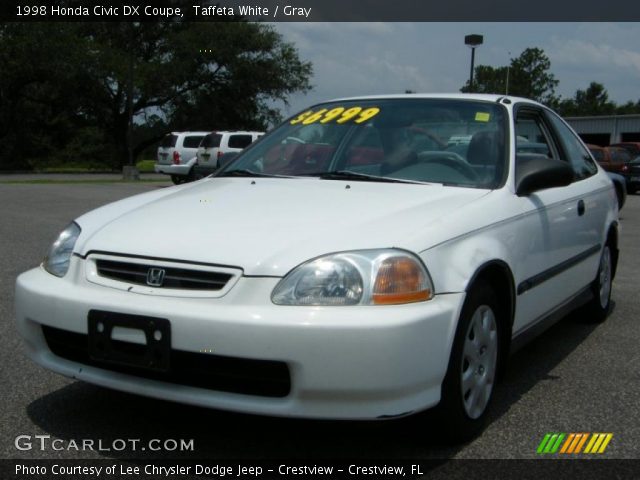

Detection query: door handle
xmin=577 ymin=199 xmax=585 ymax=216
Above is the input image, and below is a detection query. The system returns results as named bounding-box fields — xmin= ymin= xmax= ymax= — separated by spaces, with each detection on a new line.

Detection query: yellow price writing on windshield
xmin=290 ymin=106 xmax=380 ymax=125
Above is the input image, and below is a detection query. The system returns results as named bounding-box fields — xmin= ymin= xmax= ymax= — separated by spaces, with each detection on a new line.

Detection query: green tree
xmin=461 ymin=48 xmax=559 ymax=105
xmin=0 ymin=21 xmax=312 ymax=170
xmin=557 ymin=82 xmax=616 ymax=116
xmin=0 ymin=24 xmax=98 ymax=170
xmin=460 ymin=65 xmax=509 ymax=95
xmin=554 ymin=82 xmax=640 ymax=116
xmin=615 ymin=99 xmax=640 ymax=115
xmin=509 ymin=48 xmax=559 ymax=104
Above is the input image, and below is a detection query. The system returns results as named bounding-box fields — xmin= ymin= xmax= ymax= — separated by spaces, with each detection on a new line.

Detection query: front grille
xmin=96 ymin=260 xmax=232 ymax=291
xmin=42 ymin=325 xmax=291 ymax=398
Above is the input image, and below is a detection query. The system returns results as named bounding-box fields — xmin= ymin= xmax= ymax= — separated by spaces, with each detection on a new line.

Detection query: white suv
xmin=155 ymin=131 xmax=209 ymax=184
xmin=196 ymin=131 xmax=264 ymax=169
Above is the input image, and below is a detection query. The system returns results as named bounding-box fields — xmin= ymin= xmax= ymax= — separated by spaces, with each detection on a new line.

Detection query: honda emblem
xmin=146 ymin=267 xmax=165 ymax=287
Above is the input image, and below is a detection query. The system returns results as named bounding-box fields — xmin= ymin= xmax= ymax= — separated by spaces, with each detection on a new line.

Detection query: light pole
xmin=505 ymin=51 xmax=511 ymax=95
xmin=465 ymin=34 xmax=483 ymax=92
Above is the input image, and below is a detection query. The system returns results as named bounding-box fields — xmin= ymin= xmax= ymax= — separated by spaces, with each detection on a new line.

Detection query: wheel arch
xmin=607 ymin=221 xmax=619 ymax=279
xmin=465 ymin=260 xmax=516 ymax=377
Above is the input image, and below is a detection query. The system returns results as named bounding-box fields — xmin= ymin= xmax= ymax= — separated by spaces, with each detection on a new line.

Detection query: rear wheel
xmin=583 ymin=243 xmax=613 ymax=323
xmin=185 ymin=167 xmax=197 ymax=182
xmin=434 ymin=283 xmax=502 ymax=443
xmin=171 ymin=175 xmax=185 ymax=185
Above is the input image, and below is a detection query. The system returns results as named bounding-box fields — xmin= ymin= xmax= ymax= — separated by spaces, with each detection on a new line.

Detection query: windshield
xmin=219 ymin=99 xmax=507 ymax=188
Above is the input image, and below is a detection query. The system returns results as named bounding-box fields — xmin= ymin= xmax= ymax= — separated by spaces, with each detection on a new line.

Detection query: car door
xmin=511 ymin=106 xmax=606 ymax=334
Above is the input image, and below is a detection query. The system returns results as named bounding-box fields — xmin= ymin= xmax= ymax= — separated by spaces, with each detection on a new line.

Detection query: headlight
xmin=43 ymin=222 xmax=81 ymax=277
xmin=271 ymin=249 xmax=433 ymax=306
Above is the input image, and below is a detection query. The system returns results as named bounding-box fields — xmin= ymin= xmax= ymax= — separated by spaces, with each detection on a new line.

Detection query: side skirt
xmin=510 ymin=286 xmax=593 ymax=353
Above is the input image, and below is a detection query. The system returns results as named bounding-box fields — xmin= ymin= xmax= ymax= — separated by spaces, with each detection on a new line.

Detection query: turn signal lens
xmin=372 ymin=256 xmax=432 ymax=305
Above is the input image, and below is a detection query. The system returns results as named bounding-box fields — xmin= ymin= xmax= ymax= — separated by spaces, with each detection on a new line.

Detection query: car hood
xmin=76 ymin=178 xmax=489 ymax=276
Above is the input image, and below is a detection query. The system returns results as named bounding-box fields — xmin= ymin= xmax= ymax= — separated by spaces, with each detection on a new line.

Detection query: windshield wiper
xmin=317 ymin=170 xmax=426 ymax=184
xmin=216 ymin=169 xmax=292 ymax=179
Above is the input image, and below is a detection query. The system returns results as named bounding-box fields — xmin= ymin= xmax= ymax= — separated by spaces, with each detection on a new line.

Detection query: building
xmin=565 ymin=114 xmax=640 ymax=146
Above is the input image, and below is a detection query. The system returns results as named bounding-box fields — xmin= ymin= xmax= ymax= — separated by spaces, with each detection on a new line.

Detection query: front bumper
xmin=15 ymin=261 xmax=464 ymax=419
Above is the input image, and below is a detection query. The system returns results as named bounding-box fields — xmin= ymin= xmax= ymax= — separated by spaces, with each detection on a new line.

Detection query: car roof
xmin=327 ymin=93 xmax=541 ymax=106
xmin=168 ymin=131 xmax=211 ymax=136
xmin=213 ymin=130 xmax=264 ymax=135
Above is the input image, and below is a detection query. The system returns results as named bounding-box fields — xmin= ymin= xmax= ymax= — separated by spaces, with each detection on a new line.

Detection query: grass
xmin=0 ymin=159 xmax=166 ymax=184
xmin=136 ymin=159 xmax=156 ymax=173
xmin=0 ymin=178 xmax=169 ymax=185
xmin=32 ymin=159 xmax=157 ymax=174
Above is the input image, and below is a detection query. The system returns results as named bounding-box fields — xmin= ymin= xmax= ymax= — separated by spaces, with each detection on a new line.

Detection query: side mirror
xmin=516 ymin=156 xmax=574 ymax=196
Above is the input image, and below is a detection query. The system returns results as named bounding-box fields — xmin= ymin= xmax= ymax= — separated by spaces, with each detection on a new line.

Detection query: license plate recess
xmin=88 ymin=310 xmax=171 ymax=372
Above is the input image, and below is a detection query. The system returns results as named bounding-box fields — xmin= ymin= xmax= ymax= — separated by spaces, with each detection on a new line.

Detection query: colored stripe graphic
xmin=538 ymin=433 xmax=613 ymax=454
xmin=559 ymin=433 xmax=575 ymax=453
xmin=584 ymin=433 xmax=614 ymax=454
xmin=537 ymin=434 xmax=552 ymax=454
xmin=537 ymin=433 xmax=565 ymax=454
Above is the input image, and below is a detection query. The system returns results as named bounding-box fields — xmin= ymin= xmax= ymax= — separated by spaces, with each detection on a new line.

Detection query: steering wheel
xmin=407 ymin=126 xmax=447 ymax=150
xmin=283 ymin=136 xmax=305 ymax=145
xmin=402 ymin=152 xmax=478 ymax=180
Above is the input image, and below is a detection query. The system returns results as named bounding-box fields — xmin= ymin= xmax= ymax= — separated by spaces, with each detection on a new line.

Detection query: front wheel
xmin=434 ymin=284 xmax=502 ymax=442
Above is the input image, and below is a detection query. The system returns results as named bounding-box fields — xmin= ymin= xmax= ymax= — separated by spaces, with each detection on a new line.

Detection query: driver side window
xmin=545 ymin=111 xmax=598 ymax=180
xmin=514 ymin=112 xmax=554 ymax=159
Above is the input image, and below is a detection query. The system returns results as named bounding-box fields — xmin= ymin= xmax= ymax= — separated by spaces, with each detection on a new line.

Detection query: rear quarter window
xmin=160 ymin=134 xmax=177 ymax=148
xmin=183 ymin=135 xmax=206 ymax=148
xmin=228 ymin=135 xmax=254 ymax=149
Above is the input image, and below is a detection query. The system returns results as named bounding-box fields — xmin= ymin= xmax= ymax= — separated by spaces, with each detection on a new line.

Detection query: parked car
xmin=155 ymin=131 xmax=209 ymax=184
xmin=196 ymin=131 xmax=264 ymax=170
xmin=621 ymin=156 xmax=640 ymax=194
xmin=16 ymin=94 xmax=619 ymax=442
xmin=610 ymin=142 xmax=640 ymax=158
xmin=587 ymin=144 xmax=626 ymax=174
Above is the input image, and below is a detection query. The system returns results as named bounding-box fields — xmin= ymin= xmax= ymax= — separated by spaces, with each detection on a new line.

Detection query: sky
xmin=273 ymin=22 xmax=640 ymax=115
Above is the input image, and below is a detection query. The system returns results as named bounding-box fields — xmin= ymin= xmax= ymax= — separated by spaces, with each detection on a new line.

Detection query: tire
xmin=171 ymin=175 xmax=184 ymax=185
xmin=185 ymin=167 xmax=197 ymax=183
xmin=434 ymin=283 xmax=502 ymax=443
xmin=583 ymin=243 xmax=613 ymax=323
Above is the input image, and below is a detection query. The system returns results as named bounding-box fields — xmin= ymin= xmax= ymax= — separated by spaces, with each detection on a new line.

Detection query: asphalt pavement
xmin=1 ymin=178 xmax=638 ymax=465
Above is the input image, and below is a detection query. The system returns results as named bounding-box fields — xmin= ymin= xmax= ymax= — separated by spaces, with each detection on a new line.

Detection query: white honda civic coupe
xmin=16 ymin=94 xmax=618 ymax=441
